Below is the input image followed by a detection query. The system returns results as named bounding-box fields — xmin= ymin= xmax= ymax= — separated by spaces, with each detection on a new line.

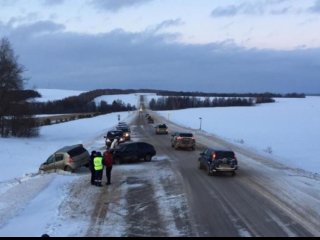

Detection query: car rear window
xmin=68 ymin=147 xmax=87 ymax=157
xmin=179 ymin=133 xmax=193 ymax=137
xmin=215 ymin=151 xmax=235 ymax=159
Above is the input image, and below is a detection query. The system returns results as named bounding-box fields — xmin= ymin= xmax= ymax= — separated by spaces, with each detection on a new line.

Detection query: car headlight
xmin=107 ymin=139 xmax=111 ymax=142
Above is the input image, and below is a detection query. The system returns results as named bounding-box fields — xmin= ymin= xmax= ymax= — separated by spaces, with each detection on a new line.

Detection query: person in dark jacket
xmin=103 ymin=149 xmax=113 ymax=185
xmin=94 ymin=152 xmax=104 ymax=187
xmin=89 ymin=151 xmax=97 ymax=185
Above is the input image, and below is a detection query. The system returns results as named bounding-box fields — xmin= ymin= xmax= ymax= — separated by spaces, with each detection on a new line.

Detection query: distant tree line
xmin=154 ymin=91 xmax=306 ymax=98
xmin=149 ymin=96 xmax=276 ymax=111
xmin=28 ymin=88 xmax=304 ymax=115
xmin=29 ymin=95 xmax=136 ymax=115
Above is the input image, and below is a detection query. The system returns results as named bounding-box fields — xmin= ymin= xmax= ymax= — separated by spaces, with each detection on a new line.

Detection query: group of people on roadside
xmin=89 ymin=137 xmax=120 ymax=187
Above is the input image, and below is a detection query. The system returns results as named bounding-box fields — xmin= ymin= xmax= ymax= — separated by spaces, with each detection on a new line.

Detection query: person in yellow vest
xmin=94 ymin=151 xmax=104 ymax=187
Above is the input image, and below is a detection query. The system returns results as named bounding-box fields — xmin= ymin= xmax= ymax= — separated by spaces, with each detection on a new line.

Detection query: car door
xmin=54 ymin=153 xmax=65 ymax=170
xmin=123 ymin=144 xmax=138 ymax=162
xmin=138 ymin=143 xmax=149 ymax=159
xmin=42 ymin=154 xmax=56 ymax=171
xmin=199 ymin=149 xmax=210 ymax=167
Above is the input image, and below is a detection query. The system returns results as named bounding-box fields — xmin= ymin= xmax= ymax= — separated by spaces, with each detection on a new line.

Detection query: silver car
xmin=39 ymin=144 xmax=90 ymax=172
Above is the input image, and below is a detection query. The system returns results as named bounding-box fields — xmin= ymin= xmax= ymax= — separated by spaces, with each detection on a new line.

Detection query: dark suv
xmin=104 ymin=130 xmax=125 ymax=147
xmin=112 ymin=142 xmax=156 ymax=164
xmin=171 ymin=132 xmax=195 ymax=150
xmin=198 ymin=148 xmax=238 ymax=176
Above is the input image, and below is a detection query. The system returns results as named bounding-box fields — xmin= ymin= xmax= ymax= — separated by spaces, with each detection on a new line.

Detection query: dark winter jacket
xmin=103 ymin=151 xmax=113 ymax=167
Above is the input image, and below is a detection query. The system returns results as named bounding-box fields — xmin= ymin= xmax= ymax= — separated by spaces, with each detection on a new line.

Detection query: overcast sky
xmin=0 ymin=0 xmax=320 ymax=93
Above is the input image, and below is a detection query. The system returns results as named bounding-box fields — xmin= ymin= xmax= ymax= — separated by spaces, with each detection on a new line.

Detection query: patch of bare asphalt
xmin=124 ymin=176 xmax=167 ymax=237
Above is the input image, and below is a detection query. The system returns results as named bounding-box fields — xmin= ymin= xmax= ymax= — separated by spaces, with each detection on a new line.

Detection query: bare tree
xmin=0 ymin=37 xmax=38 ymax=137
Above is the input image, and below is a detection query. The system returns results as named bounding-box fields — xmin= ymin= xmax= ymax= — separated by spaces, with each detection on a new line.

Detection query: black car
xmin=104 ymin=130 xmax=125 ymax=147
xmin=112 ymin=142 xmax=156 ymax=164
xmin=198 ymin=148 xmax=238 ymax=176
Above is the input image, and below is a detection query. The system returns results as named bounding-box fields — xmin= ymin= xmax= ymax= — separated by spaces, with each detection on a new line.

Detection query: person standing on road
xmin=103 ymin=149 xmax=113 ymax=185
xmin=110 ymin=136 xmax=120 ymax=150
xmin=89 ymin=151 xmax=97 ymax=185
xmin=93 ymin=152 xmax=104 ymax=187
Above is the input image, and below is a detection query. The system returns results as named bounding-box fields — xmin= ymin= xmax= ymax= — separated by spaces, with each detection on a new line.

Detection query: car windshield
xmin=158 ymin=124 xmax=167 ymax=128
xmin=108 ymin=131 xmax=123 ymax=137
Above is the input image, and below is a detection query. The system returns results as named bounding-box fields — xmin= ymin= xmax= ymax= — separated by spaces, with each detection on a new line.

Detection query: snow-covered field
xmin=35 ymin=89 xmax=85 ymax=102
xmin=157 ymin=97 xmax=320 ymax=174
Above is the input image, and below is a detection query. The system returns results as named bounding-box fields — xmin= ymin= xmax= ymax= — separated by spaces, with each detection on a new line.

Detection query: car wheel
xmin=199 ymin=161 xmax=203 ymax=170
xmin=207 ymin=166 xmax=213 ymax=176
xmin=144 ymin=154 xmax=152 ymax=162
xmin=231 ymin=171 xmax=236 ymax=177
xmin=174 ymin=144 xmax=179 ymax=150
xmin=64 ymin=166 xmax=73 ymax=172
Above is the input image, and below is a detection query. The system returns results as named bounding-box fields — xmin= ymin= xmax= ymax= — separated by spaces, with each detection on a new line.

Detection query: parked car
xmin=155 ymin=124 xmax=168 ymax=134
xmin=171 ymin=132 xmax=195 ymax=150
xmin=104 ymin=130 xmax=126 ymax=147
xmin=39 ymin=144 xmax=90 ymax=172
xmin=112 ymin=142 xmax=156 ymax=164
xmin=198 ymin=148 xmax=238 ymax=176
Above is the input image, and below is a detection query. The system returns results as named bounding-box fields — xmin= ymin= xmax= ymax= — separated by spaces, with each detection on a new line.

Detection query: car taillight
xmin=212 ymin=153 xmax=216 ymax=160
xmin=177 ymin=137 xmax=182 ymax=140
xmin=68 ymin=157 xmax=74 ymax=163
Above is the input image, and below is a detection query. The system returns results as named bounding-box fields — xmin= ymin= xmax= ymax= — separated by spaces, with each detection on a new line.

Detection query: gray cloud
xmin=8 ymin=21 xmax=65 ymax=38
xmin=211 ymin=0 xmax=291 ymax=17
xmin=90 ymin=0 xmax=154 ymax=12
xmin=40 ymin=0 xmax=65 ymax=6
xmin=308 ymin=0 xmax=320 ymax=13
xmin=1 ymin=20 xmax=319 ymax=94
xmin=7 ymin=13 xmax=40 ymax=26
xmin=147 ymin=18 xmax=184 ymax=33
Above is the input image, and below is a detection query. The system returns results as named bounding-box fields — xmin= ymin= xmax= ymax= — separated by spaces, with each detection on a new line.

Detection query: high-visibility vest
xmin=94 ymin=156 xmax=103 ymax=171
